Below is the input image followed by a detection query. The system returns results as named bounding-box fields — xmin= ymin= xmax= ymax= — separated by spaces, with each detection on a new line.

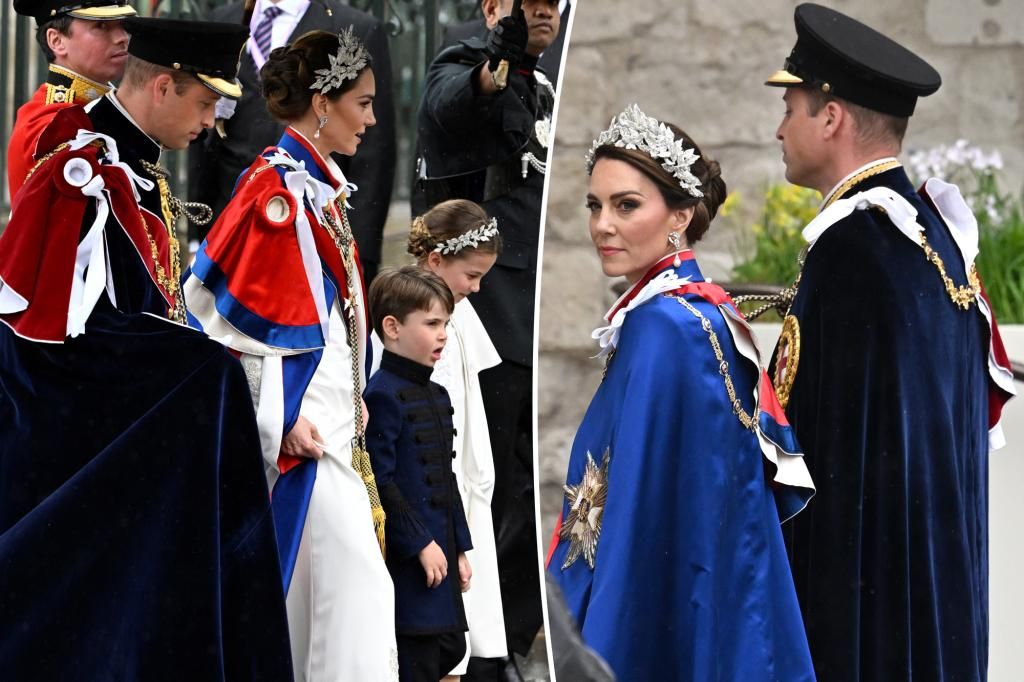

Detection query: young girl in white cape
xmin=372 ymin=200 xmax=507 ymax=679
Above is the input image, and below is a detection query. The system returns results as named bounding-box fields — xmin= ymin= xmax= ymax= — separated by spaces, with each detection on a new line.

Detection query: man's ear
xmin=46 ymin=26 xmax=70 ymax=60
xmin=822 ymin=100 xmax=845 ymax=141
xmin=481 ymin=0 xmax=502 ymax=28
xmin=151 ymin=73 xmax=173 ymax=102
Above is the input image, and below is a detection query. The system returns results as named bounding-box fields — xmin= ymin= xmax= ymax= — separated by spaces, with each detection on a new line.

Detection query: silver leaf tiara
xmin=584 ymin=104 xmax=703 ymax=198
xmin=433 ymin=218 xmax=500 ymax=255
xmin=309 ymin=27 xmax=370 ymax=95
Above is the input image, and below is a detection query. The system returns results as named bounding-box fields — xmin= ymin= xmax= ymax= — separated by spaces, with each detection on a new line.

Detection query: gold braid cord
xmin=324 ymin=197 xmax=387 ymax=557
xmin=670 ymin=295 xmax=759 ymax=432
xmin=733 ymin=247 xmax=807 ymax=321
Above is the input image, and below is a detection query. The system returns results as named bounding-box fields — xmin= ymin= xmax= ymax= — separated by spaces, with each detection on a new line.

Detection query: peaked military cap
xmin=765 ymin=3 xmax=941 ymax=117
xmin=14 ymin=0 xmax=135 ymax=24
xmin=124 ymin=17 xmax=248 ymax=99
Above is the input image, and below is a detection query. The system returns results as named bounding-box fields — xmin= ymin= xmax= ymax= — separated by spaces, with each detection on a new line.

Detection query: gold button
xmin=173 ymin=62 xmax=181 ymax=70
xmin=822 ymin=83 xmax=831 ymax=93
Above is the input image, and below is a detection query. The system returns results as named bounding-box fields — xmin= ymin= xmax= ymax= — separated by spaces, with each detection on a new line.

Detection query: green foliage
xmin=731 ymin=183 xmax=818 ymax=288
xmin=974 ymin=192 xmax=1024 ymax=323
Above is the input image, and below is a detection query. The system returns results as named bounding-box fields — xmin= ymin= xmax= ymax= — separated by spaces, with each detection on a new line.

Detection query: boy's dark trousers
xmin=397 ymin=632 xmax=467 ymax=682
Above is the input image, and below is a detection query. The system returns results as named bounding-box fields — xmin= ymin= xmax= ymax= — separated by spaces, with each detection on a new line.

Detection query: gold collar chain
xmin=137 ymin=161 xmax=187 ymax=323
xmin=824 ymin=159 xmax=979 ymax=310
xmin=671 ymin=295 xmax=759 ymax=432
xmin=763 ymin=159 xmax=980 ymax=316
xmin=821 ymin=158 xmax=903 ymax=210
xmin=920 ymin=235 xmax=981 ymax=310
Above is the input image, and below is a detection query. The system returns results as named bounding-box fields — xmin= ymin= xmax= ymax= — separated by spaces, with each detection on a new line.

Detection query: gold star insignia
xmin=559 ymin=447 xmax=610 ymax=570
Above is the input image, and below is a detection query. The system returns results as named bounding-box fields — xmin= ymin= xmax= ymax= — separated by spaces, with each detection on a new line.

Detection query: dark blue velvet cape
xmin=549 ymin=257 xmax=815 ymax=682
xmin=781 ymin=166 xmax=992 ymax=681
xmin=0 ymin=98 xmax=292 ymax=680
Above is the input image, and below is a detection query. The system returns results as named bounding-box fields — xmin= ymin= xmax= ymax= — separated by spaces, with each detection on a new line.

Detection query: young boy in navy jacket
xmin=365 ymin=266 xmax=473 ymax=681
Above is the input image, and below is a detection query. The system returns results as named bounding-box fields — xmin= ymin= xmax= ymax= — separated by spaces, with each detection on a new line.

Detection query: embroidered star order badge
xmin=559 ymin=447 xmax=610 ymax=570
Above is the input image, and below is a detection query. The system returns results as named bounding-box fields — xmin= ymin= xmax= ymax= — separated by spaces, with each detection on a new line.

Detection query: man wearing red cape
xmin=0 ymin=17 xmax=293 ymax=680
xmin=8 ymin=0 xmax=135 ymax=198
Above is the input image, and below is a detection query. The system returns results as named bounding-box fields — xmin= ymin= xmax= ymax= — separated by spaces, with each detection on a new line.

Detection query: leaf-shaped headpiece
xmin=584 ymin=104 xmax=703 ymax=198
xmin=309 ymin=27 xmax=370 ymax=95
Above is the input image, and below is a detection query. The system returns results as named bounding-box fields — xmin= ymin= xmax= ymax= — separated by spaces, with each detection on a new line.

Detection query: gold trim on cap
xmin=765 ymin=69 xmax=804 ymax=86
xmin=197 ymin=74 xmax=243 ymax=99
xmin=67 ymin=5 xmax=137 ymax=20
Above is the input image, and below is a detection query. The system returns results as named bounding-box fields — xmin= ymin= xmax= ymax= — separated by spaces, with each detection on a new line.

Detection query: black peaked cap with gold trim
xmin=124 ymin=17 xmax=249 ymax=99
xmin=14 ymin=0 xmax=135 ymax=24
xmin=765 ymin=3 xmax=941 ymax=117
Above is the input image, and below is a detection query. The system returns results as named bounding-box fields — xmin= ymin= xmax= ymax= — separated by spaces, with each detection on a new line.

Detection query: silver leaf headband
xmin=433 ymin=218 xmax=500 ymax=255
xmin=584 ymin=104 xmax=704 ymax=198
xmin=309 ymin=27 xmax=370 ymax=95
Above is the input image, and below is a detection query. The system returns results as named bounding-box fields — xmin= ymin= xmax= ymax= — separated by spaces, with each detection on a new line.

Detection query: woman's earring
xmin=314 ymin=115 xmax=327 ymax=139
xmin=667 ymin=231 xmax=682 ymax=267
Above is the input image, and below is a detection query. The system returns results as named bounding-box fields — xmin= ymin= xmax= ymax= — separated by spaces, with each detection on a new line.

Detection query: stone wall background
xmin=538 ymin=0 xmax=1024 ymax=540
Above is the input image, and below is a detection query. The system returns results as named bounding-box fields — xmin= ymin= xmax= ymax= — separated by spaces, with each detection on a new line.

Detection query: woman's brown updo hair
xmin=260 ymin=29 xmax=373 ymax=122
xmin=407 ymin=199 xmax=503 ymax=261
xmin=590 ymin=123 xmax=727 ymax=245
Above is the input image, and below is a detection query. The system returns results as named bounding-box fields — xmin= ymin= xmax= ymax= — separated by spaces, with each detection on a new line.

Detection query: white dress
xmin=279 ymin=299 xmax=398 ymax=682
xmin=185 ymin=137 xmax=398 ymax=680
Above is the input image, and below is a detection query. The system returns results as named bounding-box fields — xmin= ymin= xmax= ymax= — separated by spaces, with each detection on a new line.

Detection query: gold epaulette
xmin=44 ymin=65 xmax=109 ymax=105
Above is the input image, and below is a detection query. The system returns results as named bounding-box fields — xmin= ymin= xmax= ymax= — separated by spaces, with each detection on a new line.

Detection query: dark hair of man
xmin=121 ymin=55 xmax=197 ymax=95
xmin=36 ymin=16 xmax=74 ymax=63
xmin=261 ymin=29 xmax=374 ymax=122
xmin=804 ymin=89 xmax=909 ymax=151
xmin=368 ymin=265 xmax=455 ymax=338
xmin=407 ymin=199 xmax=503 ymax=261
xmin=591 ymin=123 xmax=728 ymax=245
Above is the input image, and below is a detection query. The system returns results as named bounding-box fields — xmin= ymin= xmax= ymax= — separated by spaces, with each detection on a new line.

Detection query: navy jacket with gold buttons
xmin=365 ymin=349 xmax=473 ymax=634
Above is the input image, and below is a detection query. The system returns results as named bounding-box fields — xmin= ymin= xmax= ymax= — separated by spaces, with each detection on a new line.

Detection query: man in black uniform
xmin=765 ymin=4 xmax=1015 ymax=680
xmin=416 ymin=0 xmax=559 ymax=677
xmin=188 ymin=0 xmax=396 ymax=283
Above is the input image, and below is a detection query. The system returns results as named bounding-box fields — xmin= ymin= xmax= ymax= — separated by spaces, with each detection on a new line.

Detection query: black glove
xmin=485 ymin=9 xmax=529 ymax=73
